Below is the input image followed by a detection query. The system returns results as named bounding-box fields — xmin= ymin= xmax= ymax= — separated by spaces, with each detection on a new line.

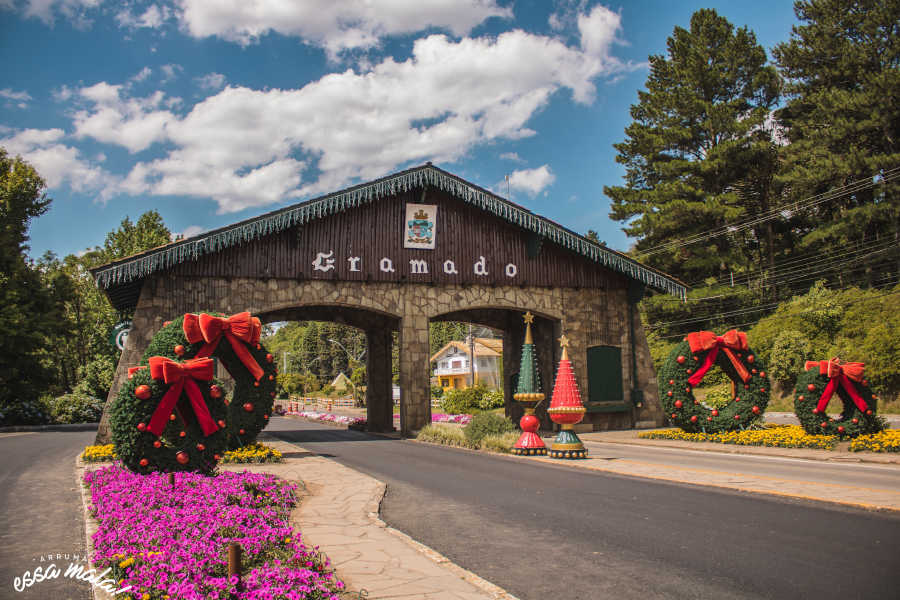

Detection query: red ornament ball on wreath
xmin=657 ymin=330 xmax=769 ymax=433
xmin=109 ymin=356 xmax=229 ymax=474
xmin=793 ymin=359 xmax=882 ymax=438
xmin=140 ymin=311 xmax=278 ymax=449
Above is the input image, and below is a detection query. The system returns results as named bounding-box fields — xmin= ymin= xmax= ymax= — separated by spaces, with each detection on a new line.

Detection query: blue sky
xmin=1 ymin=0 xmax=799 ymax=261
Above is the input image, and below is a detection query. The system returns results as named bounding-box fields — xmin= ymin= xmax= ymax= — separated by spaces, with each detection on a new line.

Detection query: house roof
xmin=90 ymin=163 xmax=686 ymax=308
xmin=330 ymin=372 xmax=352 ymax=387
xmin=430 ymin=338 xmax=503 ymax=363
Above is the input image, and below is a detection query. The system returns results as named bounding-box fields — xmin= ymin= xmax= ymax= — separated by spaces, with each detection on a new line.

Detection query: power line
xmin=638 ymin=167 xmax=900 ymax=257
xmin=684 ymin=236 xmax=898 ymax=288
xmin=650 ymin=287 xmax=900 ymax=340
xmin=647 ymin=270 xmax=900 ymax=330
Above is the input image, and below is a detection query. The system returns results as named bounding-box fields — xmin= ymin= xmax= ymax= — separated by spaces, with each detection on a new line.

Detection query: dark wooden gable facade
xmin=93 ymin=164 xmax=685 ymax=309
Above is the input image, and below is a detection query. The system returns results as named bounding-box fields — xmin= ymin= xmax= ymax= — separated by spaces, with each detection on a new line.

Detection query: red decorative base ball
xmin=513 ymin=413 xmax=547 ymax=456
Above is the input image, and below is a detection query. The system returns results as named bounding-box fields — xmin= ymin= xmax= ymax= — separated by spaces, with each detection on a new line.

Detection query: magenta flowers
xmin=84 ymin=466 xmax=343 ymax=599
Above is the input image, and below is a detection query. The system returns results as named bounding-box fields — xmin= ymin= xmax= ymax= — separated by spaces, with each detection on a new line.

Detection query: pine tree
xmin=773 ymin=0 xmax=900 ymax=287
xmin=604 ymin=9 xmax=781 ymax=283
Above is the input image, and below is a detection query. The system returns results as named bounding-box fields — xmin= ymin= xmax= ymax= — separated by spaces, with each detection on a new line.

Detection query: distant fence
xmin=285 ymin=395 xmax=354 ymax=413
xmin=281 ymin=394 xmax=443 ymax=413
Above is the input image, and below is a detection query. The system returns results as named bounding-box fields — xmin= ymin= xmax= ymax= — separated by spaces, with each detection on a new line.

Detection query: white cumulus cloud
xmin=176 ymin=0 xmax=511 ymax=57
xmin=72 ymin=82 xmax=176 ymax=153
xmin=63 ymin=5 xmax=633 ymax=213
xmin=116 ymin=3 xmax=170 ymax=29
xmin=195 ymin=72 xmax=226 ymax=91
xmin=0 ymin=127 xmax=119 ymax=197
xmin=508 ymin=165 xmax=556 ymax=195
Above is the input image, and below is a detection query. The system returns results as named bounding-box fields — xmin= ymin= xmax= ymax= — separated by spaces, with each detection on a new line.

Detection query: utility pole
xmin=468 ymin=324 xmax=476 ymax=387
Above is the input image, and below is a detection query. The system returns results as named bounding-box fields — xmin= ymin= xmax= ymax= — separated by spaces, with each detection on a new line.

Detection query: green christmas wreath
xmin=141 ymin=312 xmax=278 ymax=449
xmin=794 ymin=358 xmax=883 ymax=438
xmin=110 ymin=357 xmax=229 ymax=474
xmin=658 ymin=330 xmax=770 ymax=433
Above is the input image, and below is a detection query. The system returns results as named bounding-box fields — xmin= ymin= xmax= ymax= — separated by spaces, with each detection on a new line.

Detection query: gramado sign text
xmin=311 ymin=251 xmax=521 ymax=279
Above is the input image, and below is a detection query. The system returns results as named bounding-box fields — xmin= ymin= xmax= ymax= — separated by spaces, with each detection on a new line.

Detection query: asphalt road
xmin=267 ymin=418 xmax=900 ymax=600
xmin=0 ymin=431 xmax=94 ymax=600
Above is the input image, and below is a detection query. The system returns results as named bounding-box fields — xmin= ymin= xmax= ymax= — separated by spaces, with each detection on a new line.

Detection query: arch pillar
xmin=365 ymin=328 xmax=393 ymax=432
xmin=398 ymin=314 xmax=431 ymax=436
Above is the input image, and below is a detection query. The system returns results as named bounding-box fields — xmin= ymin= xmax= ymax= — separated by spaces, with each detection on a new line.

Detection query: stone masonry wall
xmin=96 ymin=275 xmax=663 ymax=442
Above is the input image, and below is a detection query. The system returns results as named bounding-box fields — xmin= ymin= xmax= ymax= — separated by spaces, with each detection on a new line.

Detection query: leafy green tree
xmin=769 ymin=329 xmax=813 ymax=392
xmin=749 ymin=282 xmax=900 ymax=398
xmin=429 ymin=321 xmax=468 ymax=355
xmin=86 ymin=210 xmax=172 ymax=266
xmin=605 ymin=8 xmax=781 ymax=283
xmin=0 ymin=149 xmax=71 ymax=424
xmin=37 ymin=211 xmax=172 ymax=399
xmin=773 ymin=0 xmax=900 ymax=284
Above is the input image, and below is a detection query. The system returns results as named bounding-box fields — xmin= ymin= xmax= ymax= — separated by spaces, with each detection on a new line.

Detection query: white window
xmin=479 ymin=358 xmax=488 ymax=367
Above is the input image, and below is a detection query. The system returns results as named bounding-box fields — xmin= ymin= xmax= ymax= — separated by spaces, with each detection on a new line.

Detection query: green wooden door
xmin=587 ymin=346 xmax=624 ymax=406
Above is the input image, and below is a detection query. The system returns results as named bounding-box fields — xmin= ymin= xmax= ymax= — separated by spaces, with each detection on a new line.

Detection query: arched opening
xmin=258 ymin=305 xmax=400 ymax=433
xmin=430 ymin=307 xmax=561 ymax=431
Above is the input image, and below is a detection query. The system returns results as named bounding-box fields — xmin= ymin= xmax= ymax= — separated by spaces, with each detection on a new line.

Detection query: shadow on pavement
xmin=267 ymin=427 xmax=399 ymax=445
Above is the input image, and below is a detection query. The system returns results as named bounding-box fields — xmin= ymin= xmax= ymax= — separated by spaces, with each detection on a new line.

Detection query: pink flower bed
xmin=291 ymin=410 xmax=366 ymax=427
xmin=84 ymin=466 xmax=343 ymax=599
xmin=286 ymin=410 xmax=472 ymax=426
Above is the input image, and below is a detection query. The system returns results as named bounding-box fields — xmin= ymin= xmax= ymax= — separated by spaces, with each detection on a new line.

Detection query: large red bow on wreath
xmin=183 ymin=312 xmax=264 ymax=381
xmin=145 ymin=357 xmax=220 ymax=437
xmin=686 ymin=330 xmax=751 ymax=386
xmin=804 ymin=358 xmax=868 ymax=414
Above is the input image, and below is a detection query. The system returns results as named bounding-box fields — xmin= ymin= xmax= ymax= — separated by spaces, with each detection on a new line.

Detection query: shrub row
xmin=416 ymin=421 xmax=519 ymax=454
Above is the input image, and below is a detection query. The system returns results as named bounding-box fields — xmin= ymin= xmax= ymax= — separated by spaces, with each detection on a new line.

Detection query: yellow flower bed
xmin=638 ymin=425 xmax=838 ymax=450
xmin=849 ymin=430 xmax=900 ymax=453
xmin=82 ymin=444 xmax=117 ymax=462
xmin=221 ymin=442 xmax=283 ymax=464
xmin=83 ymin=443 xmax=283 ymax=463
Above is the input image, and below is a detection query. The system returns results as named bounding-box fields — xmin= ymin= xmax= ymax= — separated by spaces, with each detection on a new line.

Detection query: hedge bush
xmin=463 ymin=413 xmax=516 ymax=446
xmin=416 ymin=423 xmax=468 ymax=447
xmin=477 ymin=389 xmax=504 ymax=410
xmin=48 ymin=392 xmax=105 ymax=424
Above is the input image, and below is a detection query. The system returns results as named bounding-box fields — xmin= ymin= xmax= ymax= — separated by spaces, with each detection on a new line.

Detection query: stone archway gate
xmin=92 ymin=164 xmax=686 ymax=442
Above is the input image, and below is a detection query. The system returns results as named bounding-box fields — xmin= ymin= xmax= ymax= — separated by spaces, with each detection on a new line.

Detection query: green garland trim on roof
xmin=92 ymin=164 xmax=686 ymax=299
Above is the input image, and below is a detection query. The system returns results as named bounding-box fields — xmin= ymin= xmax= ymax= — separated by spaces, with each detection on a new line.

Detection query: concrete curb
xmin=579 ymin=434 xmax=900 ymax=465
xmin=3 ymin=423 xmax=99 ymax=433
xmin=74 ymin=456 xmax=115 ymax=600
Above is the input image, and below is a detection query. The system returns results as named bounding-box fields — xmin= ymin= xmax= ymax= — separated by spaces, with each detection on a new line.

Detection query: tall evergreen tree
xmin=773 ymin=0 xmax=900 ymax=287
xmin=605 ymin=9 xmax=781 ymax=283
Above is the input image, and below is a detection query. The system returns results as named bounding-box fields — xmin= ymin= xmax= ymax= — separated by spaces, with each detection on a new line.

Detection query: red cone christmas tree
xmin=512 ymin=312 xmax=546 ymax=456
xmin=548 ymin=335 xmax=587 ymax=459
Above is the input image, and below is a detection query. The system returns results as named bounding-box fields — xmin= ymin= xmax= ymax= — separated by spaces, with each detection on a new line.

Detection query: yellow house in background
xmin=430 ymin=338 xmax=503 ymax=391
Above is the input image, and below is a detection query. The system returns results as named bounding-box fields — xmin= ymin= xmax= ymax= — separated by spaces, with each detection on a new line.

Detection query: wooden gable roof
xmin=91 ymin=163 xmax=685 ymax=311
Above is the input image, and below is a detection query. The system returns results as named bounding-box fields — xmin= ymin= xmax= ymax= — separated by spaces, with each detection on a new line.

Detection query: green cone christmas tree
xmin=548 ymin=335 xmax=587 ymax=459
xmin=512 ymin=312 xmax=546 ymax=456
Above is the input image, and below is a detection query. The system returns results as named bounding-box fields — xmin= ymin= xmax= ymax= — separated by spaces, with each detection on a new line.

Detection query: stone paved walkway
xmin=222 ymin=439 xmax=514 ymax=599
